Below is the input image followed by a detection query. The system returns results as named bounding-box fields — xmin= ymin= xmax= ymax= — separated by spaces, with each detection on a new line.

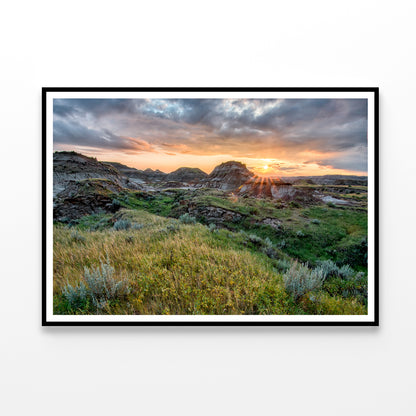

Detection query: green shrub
xmin=315 ymin=259 xmax=339 ymax=280
xmin=179 ymin=213 xmax=196 ymax=224
xmin=263 ymin=237 xmax=273 ymax=248
xmin=62 ymin=281 xmax=88 ymax=309
xmin=323 ymin=272 xmax=367 ymax=305
xmin=111 ymin=199 xmax=122 ymax=211
xmin=338 ymin=264 xmax=355 ymax=279
xmin=208 ymin=223 xmax=217 ymax=233
xmin=262 ymin=246 xmax=277 ymax=259
xmin=283 ymin=261 xmax=325 ymax=301
xmin=113 ymin=219 xmax=132 ymax=230
xmin=166 ymin=221 xmax=180 ymax=233
xmin=311 ymin=219 xmax=321 ymax=225
xmin=316 ymin=260 xmax=356 ymax=281
xmin=296 ymin=230 xmax=305 ymax=237
xmin=248 ymin=234 xmax=263 ymax=245
xmin=83 ymin=259 xmax=131 ymax=309
xmin=337 ymin=237 xmax=368 ymax=268
xmin=62 ymin=258 xmax=131 ymax=311
xmin=275 ymin=258 xmax=292 ymax=272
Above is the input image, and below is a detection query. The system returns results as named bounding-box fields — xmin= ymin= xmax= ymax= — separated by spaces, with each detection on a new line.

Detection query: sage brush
xmin=248 ymin=234 xmax=263 ymax=245
xmin=113 ymin=219 xmax=131 ymax=230
xmin=315 ymin=259 xmax=339 ymax=280
xmin=62 ymin=258 xmax=131 ymax=311
xmin=84 ymin=259 xmax=131 ymax=309
xmin=62 ymin=281 xmax=88 ymax=309
xmin=179 ymin=213 xmax=196 ymax=224
xmin=283 ymin=261 xmax=325 ymax=301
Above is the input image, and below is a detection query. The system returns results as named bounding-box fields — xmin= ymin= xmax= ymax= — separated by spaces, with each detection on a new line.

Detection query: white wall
xmin=1 ymin=1 xmax=415 ymax=415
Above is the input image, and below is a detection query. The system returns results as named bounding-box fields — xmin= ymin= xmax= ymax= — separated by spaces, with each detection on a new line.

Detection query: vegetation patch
xmin=53 ymin=208 xmax=367 ymax=315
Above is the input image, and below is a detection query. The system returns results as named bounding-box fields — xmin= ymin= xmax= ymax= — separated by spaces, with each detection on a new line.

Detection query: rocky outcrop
xmin=166 ymin=167 xmax=208 ymax=183
xmin=260 ymin=218 xmax=283 ymax=230
xmin=204 ymin=161 xmax=254 ymax=191
xmin=188 ymin=205 xmax=244 ymax=225
xmin=104 ymin=162 xmax=146 ymax=185
xmin=104 ymin=161 xmax=166 ymax=185
xmin=54 ymin=152 xmax=127 ymax=197
xmin=53 ymin=178 xmax=123 ymax=222
xmin=142 ymin=168 xmax=167 ymax=182
xmin=238 ymin=177 xmax=291 ymax=198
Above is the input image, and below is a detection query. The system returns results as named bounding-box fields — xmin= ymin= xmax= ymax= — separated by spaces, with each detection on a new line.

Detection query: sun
xmin=263 ymin=165 xmax=269 ymax=170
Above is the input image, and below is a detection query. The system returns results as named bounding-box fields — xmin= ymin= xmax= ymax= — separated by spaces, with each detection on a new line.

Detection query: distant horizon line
xmin=53 ymin=150 xmax=369 ymax=178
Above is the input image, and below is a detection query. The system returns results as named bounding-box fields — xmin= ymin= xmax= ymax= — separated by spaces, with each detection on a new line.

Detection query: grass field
xmin=53 ymin=187 xmax=368 ymax=315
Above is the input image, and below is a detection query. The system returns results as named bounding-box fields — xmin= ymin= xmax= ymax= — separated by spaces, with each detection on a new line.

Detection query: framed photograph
xmin=43 ymin=88 xmax=378 ymax=326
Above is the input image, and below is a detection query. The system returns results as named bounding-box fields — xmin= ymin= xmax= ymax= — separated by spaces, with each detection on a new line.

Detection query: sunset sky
xmin=53 ymin=98 xmax=368 ymax=176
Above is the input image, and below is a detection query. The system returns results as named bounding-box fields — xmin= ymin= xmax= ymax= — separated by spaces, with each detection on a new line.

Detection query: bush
xmin=179 ymin=213 xmax=196 ymax=224
xmin=338 ymin=264 xmax=355 ymax=280
xmin=113 ymin=219 xmax=131 ymax=231
xmin=208 ymin=223 xmax=217 ymax=233
xmin=62 ymin=281 xmax=88 ymax=309
xmin=283 ymin=261 xmax=325 ymax=301
xmin=323 ymin=271 xmax=368 ymax=305
xmin=311 ymin=219 xmax=321 ymax=225
xmin=62 ymin=258 xmax=131 ymax=311
xmin=262 ymin=246 xmax=277 ymax=259
xmin=275 ymin=258 xmax=292 ymax=272
xmin=111 ymin=199 xmax=122 ymax=212
xmin=166 ymin=221 xmax=180 ymax=233
xmin=315 ymin=259 xmax=339 ymax=280
xmin=296 ymin=230 xmax=305 ymax=238
xmin=261 ymin=238 xmax=278 ymax=259
xmin=337 ymin=237 xmax=368 ymax=268
xmin=83 ymin=259 xmax=131 ymax=309
xmin=316 ymin=260 xmax=356 ymax=281
xmin=248 ymin=234 xmax=263 ymax=245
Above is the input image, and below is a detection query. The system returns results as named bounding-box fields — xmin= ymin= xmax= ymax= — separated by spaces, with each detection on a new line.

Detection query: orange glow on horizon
xmin=54 ymin=144 xmax=367 ymax=177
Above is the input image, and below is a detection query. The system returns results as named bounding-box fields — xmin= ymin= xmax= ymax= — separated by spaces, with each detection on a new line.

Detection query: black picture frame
xmin=42 ymin=87 xmax=379 ymax=326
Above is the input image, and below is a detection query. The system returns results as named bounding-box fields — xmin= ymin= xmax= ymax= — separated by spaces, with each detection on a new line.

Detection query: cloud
xmin=53 ymin=119 xmax=155 ymax=152
xmin=53 ymin=98 xmax=368 ymax=173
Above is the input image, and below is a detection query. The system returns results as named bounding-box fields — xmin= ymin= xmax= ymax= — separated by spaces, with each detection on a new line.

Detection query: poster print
xmin=43 ymin=88 xmax=378 ymax=325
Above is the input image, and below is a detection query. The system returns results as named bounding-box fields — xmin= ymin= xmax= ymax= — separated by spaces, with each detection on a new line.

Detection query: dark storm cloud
xmin=54 ymin=99 xmax=141 ymax=119
xmin=54 ymin=119 xmax=155 ymax=152
xmin=53 ymin=97 xmax=368 ymax=172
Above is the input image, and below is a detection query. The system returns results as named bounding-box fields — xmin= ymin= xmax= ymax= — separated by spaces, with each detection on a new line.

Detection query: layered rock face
xmin=53 ymin=178 xmax=123 ymax=221
xmin=202 ymin=161 xmax=303 ymax=200
xmin=204 ymin=161 xmax=255 ymax=191
xmin=166 ymin=167 xmax=208 ymax=183
xmin=105 ymin=162 xmax=167 ymax=185
xmin=53 ymin=152 xmax=125 ymax=197
xmin=52 ymin=151 xmax=325 ymax=223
